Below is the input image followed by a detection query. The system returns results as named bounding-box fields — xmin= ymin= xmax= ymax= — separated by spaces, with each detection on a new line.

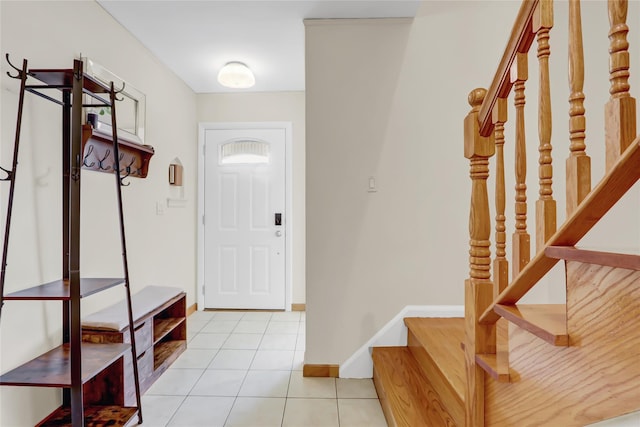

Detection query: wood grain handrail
xmin=480 ymin=134 xmax=640 ymax=324
xmin=478 ymin=0 xmax=539 ymax=137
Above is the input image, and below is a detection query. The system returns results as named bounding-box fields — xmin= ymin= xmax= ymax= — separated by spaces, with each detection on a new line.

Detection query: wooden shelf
xmin=4 ymin=278 xmax=125 ymax=300
xmin=154 ymin=340 xmax=186 ymax=370
xmin=0 ymin=343 xmax=129 ymax=387
xmin=82 ymin=125 xmax=154 ymax=178
xmin=153 ymin=317 xmax=185 ymax=343
xmin=37 ymin=405 xmax=137 ymax=427
xmin=28 ymin=68 xmax=110 ymax=93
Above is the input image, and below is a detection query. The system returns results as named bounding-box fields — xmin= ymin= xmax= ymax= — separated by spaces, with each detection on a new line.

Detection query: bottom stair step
xmin=372 ymin=347 xmax=458 ymax=427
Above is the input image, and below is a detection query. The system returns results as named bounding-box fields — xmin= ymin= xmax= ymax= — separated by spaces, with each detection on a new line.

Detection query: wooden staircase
xmin=373 ymin=318 xmax=464 ymax=427
xmin=373 ymin=247 xmax=640 ymax=426
xmin=372 ymin=0 xmax=640 ymax=425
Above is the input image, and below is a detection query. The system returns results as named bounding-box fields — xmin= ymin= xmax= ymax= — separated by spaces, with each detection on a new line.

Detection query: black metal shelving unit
xmin=0 ymin=57 xmax=147 ymax=426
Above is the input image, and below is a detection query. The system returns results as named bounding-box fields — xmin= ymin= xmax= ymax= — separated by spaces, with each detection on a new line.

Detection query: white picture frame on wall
xmin=82 ymin=57 xmax=146 ymax=145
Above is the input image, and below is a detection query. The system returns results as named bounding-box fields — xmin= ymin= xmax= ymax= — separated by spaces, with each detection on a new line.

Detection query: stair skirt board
xmin=339 ymin=305 xmax=464 ymax=378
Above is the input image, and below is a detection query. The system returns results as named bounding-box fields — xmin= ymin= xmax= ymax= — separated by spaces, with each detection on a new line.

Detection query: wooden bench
xmin=82 ymin=286 xmax=187 ymax=405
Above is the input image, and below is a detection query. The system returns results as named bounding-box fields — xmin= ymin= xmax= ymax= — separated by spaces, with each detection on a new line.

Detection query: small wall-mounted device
xmin=169 ymin=162 xmax=183 ymax=186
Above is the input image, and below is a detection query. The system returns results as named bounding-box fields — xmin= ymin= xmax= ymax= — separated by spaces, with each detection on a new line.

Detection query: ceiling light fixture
xmin=217 ymin=61 xmax=255 ymax=89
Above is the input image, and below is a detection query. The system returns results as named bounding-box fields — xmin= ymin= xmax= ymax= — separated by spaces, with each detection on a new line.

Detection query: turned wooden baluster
xmin=493 ymin=97 xmax=508 ymax=296
xmin=464 ymin=88 xmax=495 ymax=427
xmin=492 ymin=97 xmax=510 ymax=381
xmin=566 ymin=0 xmax=591 ymax=216
xmin=535 ymin=0 xmax=556 ymax=252
xmin=605 ymin=0 xmax=636 ymax=171
xmin=512 ymin=53 xmax=530 ymax=277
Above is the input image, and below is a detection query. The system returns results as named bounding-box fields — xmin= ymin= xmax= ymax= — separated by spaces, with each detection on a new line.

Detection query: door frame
xmin=197 ymin=122 xmax=293 ymax=311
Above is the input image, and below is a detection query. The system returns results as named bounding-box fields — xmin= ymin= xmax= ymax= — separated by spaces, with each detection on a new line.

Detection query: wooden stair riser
xmin=372 ymin=347 xmax=456 ymax=427
xmin=404 ymin=318 xmax=466 ymax=400
xmin=407 ymin=331 xmax=464 ymax=426
xmin=484 ymin=261 xmax=640 ymax=426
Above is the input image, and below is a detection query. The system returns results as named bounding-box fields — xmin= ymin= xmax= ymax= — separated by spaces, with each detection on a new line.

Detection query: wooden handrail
xmin=478 ymin=0 xmax=539 ymax=137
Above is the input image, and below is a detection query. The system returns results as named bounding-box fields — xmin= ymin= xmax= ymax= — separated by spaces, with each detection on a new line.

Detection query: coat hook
xmin=5 ymin=54 xmax=24 ymax=79
xmin=126 ymin=156 xmax=136 ymax=169
xmin=82 ymin=145 xmax=96 ymax=168
xmin=113 ymin=153 xmax=126 ymax=173
xmin=0 ymin=166 xmax=13 ymax=182
xmin=98 ymin=149 xmax=112 ymax=171
xmin=110 ymin=81 xmax=126 ymax=101
xmin=120 ymin=166 xmax=132 ymax=187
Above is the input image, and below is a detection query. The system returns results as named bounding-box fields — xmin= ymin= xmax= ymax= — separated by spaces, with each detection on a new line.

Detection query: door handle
xmin=275 ymin=230 xmax=282 ymax=237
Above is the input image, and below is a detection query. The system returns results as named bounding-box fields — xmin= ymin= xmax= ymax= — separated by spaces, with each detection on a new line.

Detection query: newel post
xmin=464 ymin=88 xmax=495 ymax=427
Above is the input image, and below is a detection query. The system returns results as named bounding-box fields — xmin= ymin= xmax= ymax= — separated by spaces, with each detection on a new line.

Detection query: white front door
xmin=204 ymin=128 xmax=286 ymax=309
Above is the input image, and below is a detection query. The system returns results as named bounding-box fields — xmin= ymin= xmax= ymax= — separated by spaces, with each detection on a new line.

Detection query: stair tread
xmin=372 ymin=347 xmax=457 ymax=427
xmin=495 ymin=304 xmax=568 ymax=346
xmin=546 ymin=246 xmax=640 ymax=270
xmin=404 ymin=317 xmax=465 ymax=401
xmin=475 ymin=353 xmax=510 ymax=382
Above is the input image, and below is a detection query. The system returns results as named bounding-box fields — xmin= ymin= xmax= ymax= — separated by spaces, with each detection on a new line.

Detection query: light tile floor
xmin=137 ymin=310 xmax=387 ymax=427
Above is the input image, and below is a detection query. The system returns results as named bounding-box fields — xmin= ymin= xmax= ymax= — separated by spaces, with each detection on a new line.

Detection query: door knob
xmin=275 ymin=230 xmax=282 ymax=237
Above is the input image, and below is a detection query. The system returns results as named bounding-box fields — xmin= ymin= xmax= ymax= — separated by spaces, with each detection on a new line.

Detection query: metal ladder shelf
xmin=0 ymin=56 xmax=143 ymax=426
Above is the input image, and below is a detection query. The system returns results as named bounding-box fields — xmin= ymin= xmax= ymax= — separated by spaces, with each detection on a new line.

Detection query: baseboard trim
xmin=187 ymin=303 xmax=197 ymax=316
xmin=291 ymin=303 xmax=306 ymax=311
xmin=303 ymin=364 xmax=339 ymax=378
xmin=339 ymin=305 xmax=464 ymax=378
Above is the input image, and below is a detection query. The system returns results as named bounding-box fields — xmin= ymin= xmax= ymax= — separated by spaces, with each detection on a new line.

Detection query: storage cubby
xmin=82 ymin=287 xmax=187 ymax=405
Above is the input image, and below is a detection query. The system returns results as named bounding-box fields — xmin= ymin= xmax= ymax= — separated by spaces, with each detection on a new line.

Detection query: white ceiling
xmin=97 ymin=0 xmax=421 ymax=93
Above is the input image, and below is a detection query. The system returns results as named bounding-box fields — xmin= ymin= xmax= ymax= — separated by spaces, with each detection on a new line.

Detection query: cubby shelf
xmin=153 ymin=317 xmax=185 ymax=343
xmin=154 ymin=340 xmax=187 ymax=371
xmin=82 ymin=290 xmax=187 ymax=405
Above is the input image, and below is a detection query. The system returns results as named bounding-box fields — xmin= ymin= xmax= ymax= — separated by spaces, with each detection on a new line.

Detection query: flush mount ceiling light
xmin=217 ymin=61 xmax=255 ymax=89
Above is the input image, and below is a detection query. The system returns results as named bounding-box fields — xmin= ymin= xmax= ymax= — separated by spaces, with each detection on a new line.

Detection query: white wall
xmin=304 ymin=6 xmax=514 ymax=366
xmin=197 ymin=92 xmax=306 ymax=304
xmin=0 ymin=1 xmax=197 ymax=425
xmin=305 ymin=0 xmax=640 ymax=367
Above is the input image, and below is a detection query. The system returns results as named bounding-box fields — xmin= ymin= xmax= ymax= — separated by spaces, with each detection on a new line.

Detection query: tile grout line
xmin=163 ymin=311 xmax=336 ymax=426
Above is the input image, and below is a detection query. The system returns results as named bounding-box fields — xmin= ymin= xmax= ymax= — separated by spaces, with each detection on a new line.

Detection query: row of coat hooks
xmin=4 ymin=54 xmax=154 ymax=184
xmin=82 ymin=144 xmax=142 ymax=186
